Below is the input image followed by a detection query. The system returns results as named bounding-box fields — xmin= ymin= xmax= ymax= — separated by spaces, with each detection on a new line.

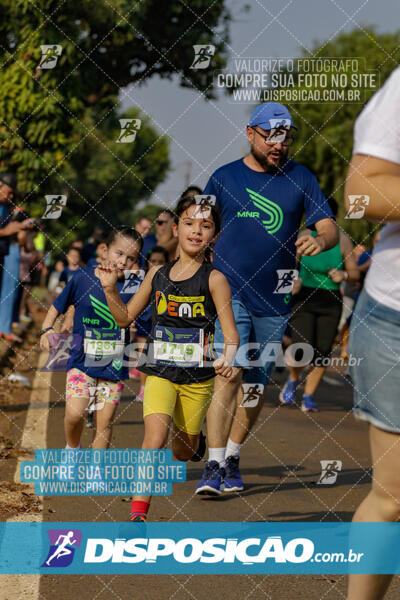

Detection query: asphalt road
xmin=2 ymin=336 xmax=400 ymax=599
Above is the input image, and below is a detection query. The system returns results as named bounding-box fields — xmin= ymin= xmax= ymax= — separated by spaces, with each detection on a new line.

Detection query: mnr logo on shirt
xmin=236 ymin=188 xmax=284 ymax=235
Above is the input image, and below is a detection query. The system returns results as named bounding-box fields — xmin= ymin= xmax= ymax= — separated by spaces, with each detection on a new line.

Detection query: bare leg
xmin=134 ymin=413 xmax=171 ymax=503
xmin=171 ymin=424 xmax=201 ymax=461
xmin=64 ymin=397 xmax=88 ymax=447
xmin=229 ymin=385 xmax=264 ymax=445
xmin=304 ymin=365 xmax=326 ymax=396
xmin=92 ymin=403 xmax=118 ymax=449
xmin=206 ymin=368 xmax=242 ymax=448
xmin=347 ymin=425 xmax=400 ymax=600
xmin=288 ymin=365 xmax=304 ymax=381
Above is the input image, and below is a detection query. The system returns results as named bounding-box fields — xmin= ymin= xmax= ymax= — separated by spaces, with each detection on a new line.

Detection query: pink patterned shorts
xmin=66 ymin=368 xmax=124 ymax=406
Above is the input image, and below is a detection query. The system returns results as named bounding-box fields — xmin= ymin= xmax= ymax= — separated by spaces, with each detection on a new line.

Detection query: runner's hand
xmin=96 ymin=262 xmax=119 ymax=289
xmin=40 ymin=331 xmax=52 ymax=352
xmin=328 ymin=269 xmax=346 ymax=283
xmin=295 ymin=235 xmax=324 ymax=257
xmin=213 ymin=355 xmax=232 ymax=378
xmin=292 ymin=276 xmax=302 ymax=294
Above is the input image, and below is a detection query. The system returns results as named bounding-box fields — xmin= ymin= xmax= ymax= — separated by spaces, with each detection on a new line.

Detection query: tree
xmin=38 ymin=107 xmax=170 ymax=250
xmin=0 ymin=0 xmax=232 ymax=242
xmin=288 ymin=28 xmax=400 ymax=244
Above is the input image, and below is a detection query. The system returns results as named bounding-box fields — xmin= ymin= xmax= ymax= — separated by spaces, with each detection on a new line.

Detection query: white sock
xmin=208 ymin=447 xmax=226 ymax=468
xmin=225 ymin=438 xmax=241 ymax=459
xmin=65 ymin=443 xmax=81 ymax=450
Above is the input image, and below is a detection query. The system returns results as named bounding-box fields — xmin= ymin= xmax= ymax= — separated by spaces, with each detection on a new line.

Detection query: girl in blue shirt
xmin=40 ymin=227 xmax=143 ymax=450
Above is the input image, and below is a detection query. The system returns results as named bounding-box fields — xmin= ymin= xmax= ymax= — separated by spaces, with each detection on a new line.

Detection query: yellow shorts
xmin=143 ymin=376 xmax=214 ymax=435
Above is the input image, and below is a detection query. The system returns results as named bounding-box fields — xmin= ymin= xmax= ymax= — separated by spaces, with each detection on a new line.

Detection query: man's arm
xmin=344 ymin=154 xmax=400 ymax=221
xmin=295 ymin=218 xmax=338 ymax=256
xmin=314 ymin=217 xmax=339 ymax=252
xmin=0 ymin=219 xmax=34 ymax=237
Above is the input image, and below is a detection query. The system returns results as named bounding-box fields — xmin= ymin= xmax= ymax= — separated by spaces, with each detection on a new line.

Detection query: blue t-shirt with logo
xmin=53 ymin=267 xmax=142 ymax=380
xmin=204 ymin=158 xmax=334 ymax=316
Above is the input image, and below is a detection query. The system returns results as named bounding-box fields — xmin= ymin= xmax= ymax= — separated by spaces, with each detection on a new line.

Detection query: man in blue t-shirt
xmin=196 ymin=102 xmax=338 ymax=496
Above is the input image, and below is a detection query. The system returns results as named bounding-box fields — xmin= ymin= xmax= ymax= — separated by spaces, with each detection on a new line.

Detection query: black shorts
xmin=290 ymin=286 xmax=342 ymax=363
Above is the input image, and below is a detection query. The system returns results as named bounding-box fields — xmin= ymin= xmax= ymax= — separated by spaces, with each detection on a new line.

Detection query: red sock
xmin=130 ymin=500 xmax=150 ymax=520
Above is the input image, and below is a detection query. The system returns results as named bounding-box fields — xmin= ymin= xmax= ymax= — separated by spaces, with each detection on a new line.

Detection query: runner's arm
xmin=99 ymin=266 xmax=159 ymax=328
xmin=339 ymin=233 xmax=360 ymax=283
xmin=345 ymin=154 xmax=400 ymax=221
xmin=209 ymin=270 xmax=239 ymax=376
xmin=39 ymin=305 xmax=60 ymax=351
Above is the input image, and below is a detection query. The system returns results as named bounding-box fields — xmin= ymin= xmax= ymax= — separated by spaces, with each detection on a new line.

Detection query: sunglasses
xmin=155 ymin=219 xmax=169 ymax=225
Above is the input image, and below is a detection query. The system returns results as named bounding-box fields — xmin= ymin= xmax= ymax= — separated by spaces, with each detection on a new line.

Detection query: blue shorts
xmin=213 ymin=300 xmax=289 ymax=385
xmin=349 ymin=290 xmax=400 ymax=433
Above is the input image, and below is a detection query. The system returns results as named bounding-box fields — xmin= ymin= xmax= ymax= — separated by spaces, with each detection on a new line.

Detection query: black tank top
xmin=138 ymin=259 xmax=218 ymax=383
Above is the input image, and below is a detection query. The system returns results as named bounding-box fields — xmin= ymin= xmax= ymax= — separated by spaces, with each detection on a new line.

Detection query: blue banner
xmin=1 ymin=522 xmax=399 ymax=574
xmin=20 ymin=450 xmax=186 ymax=496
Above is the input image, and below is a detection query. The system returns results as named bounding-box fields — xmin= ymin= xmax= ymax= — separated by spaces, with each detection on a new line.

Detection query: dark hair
xmin=156 ymin=208 xmax=174 ymax=219
xmin=180 ymin=185 xmax=203 ymax=200
xmin=106 ymin=226 xmax=144 ymax=252
xmin=174 ymin=196 xmax=221 ymax=262
xmin=94 ymin=231 xmax=107 ymax=248
xmin=326 ymin=196 xmax=338 ymax=217
xmin=147 ymin=245 xmax=169 ymax=263
xmin=68 ymin=246 xmax=81 ymax=256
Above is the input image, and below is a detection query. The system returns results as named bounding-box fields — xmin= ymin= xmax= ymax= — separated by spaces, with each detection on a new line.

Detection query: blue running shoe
xmin=195 ymin=460 xmax=225 ymax=495
xmin=224 ymin=455 xmax=244 ymax=492
xmin=279 ymin=378 xmax=298 ymax=405
xmin=301 ymin=394 xmax=318 ymax=412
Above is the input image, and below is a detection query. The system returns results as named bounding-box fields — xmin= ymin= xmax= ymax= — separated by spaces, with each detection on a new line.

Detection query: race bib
xmin=153 ymin=326 xmax=204 ymax=367
xmin=83 ymin=327 xmax=125 ymax=359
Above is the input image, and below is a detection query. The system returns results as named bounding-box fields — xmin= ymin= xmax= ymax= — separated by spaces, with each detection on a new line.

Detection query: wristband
xmin=39 ymin=327 xmax=54 ymax=336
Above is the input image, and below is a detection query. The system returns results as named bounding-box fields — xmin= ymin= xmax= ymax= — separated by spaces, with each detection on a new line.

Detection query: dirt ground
xmin=1 ymin=300 xmax=400 ymax=599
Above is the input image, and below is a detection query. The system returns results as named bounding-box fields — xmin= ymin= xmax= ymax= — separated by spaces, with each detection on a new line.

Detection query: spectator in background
xmin=12 ymin=226 xmax=37 ymax=328
xmin=48 ymin=259 xmax=66 ymax=296
xmin=32 ymin=223 xmax=47 ymax=287
xmin=0 ymin=208 xmax=34 ymax=341
xmin=86 ymin=233 xmax=108 ymax=270
xmin=0 ymin=172 xmax=34 ymax=295
xmin=154 ymin=208 xmax=177 ymax=260
xmin=59 ymin=247 xmax=82 ymax=286
xmin=135 ymin=217 xmax=152 ymax=238
xmin=136 ymin=216 xmax=156 ymax=269
xmin=82 ymin=227 xmax=104 ymax=264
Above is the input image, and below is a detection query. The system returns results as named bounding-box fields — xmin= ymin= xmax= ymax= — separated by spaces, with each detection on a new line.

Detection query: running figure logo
xmin=273 ymin=269 xmax=299 ymax=294
xmin=345 ymin=195 xmax=370 ymax=219
xmin=121 ymin=269 xmax=145 ymax=294
xmin=317 ymin=460 xmax=342 ymax=485
xmin=42 ymin=334 xmax=81 ymax=372
xmin=38 ymin=45 xmax=62 ymax=69
xmin=192 ymin=195 xmax=216 ymax=219
xmin=267 ymin=118 xmax=291 ymax=143
xmin=246 ymin=188 xmax=284 ymax=235
xmin=190 ymin=45 xmax=215 ymax=69
xmin=240 ymin=383 xmax=264 ymax=408
xmin=116 ymin=119 xmax=141 ymax=143
xmin=42 ymin=195 xmax=67 ymax=220
xmin=42 ymin=529 xmax=81 ymax=567
xmin=87 ymin=385 xmax=110 ymax=413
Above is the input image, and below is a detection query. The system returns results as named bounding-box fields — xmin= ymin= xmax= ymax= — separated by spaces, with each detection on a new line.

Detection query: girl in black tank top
xmin=98 ymin=196 xmax=239 ymax=522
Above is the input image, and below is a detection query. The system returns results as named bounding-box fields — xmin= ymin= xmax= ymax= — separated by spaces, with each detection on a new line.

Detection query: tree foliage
xmin=0 ymin=0 xmax=231 ymax=244
xmin=288 ymin=28 xmax=400 ymax=244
